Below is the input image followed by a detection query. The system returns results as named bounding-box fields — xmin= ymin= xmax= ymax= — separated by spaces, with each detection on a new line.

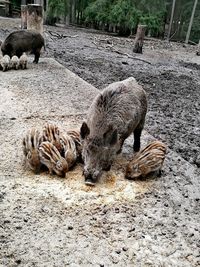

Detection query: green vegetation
xmin=10 ymin=0 xmax=21 ymax=9
xmin=177 ymin=0 xmax=200 ymax=43
xmin=46 ymin=0 xmax=66 ymax=24
xmin=10 ymin=0 xmax=200 ymax=42
xmin=83 ymin=0 xmax=167 ymax=36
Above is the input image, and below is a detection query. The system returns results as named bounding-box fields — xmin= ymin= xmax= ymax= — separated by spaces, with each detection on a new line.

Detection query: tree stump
xmin=133 ymin=25 xmax=147 ymax=54
xmin=21 ymin=5 xmax=27 ymax=29
xmin=27 ymin=4 xmax=43 ymax=35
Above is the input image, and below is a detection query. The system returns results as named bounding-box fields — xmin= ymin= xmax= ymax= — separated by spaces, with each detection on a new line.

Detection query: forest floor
xmin=0 ymin=17 xmax=200 ymax=267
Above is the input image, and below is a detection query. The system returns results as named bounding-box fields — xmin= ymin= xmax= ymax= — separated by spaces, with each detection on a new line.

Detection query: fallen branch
xmin=188 ymin=40 xmax=198 ymax=45
xmin=92 ymin=37 xmax=106 ymax=50
xmin=65 ymin=34 xmax=79 ymax=38
xmin=47 ymin=31 xmax=62 ymax=39
xmin=93 ymin=36 xmax=114 ymax=48
xmin=47 ymin=30 xmax=78 ymax=39
xmin=166 ymin=248 xmax=179 ymax=257
xmin=92 ymin=37 xmax=98 ymax=46
xmin=169 ymin=28 xmax=178 ymax=41
xmin=91 ymin=42 xmax=105 ymax=51
xmin=111 ymin=48 xmax=152 ymax=64
xmin=91 ymin=38 xmax=151 ymax=64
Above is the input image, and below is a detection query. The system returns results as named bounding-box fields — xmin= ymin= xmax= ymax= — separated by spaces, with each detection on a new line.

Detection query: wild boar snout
xmin=102 ymin=163 xmax=111 ymax=171
xmin=83 ymin=167 xmax=101 ymax=185
xmin=81 ymin=121 xmax=118 ymax=182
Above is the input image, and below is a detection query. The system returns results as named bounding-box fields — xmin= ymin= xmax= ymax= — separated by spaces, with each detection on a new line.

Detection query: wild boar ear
xmin=104 ymin=125 xmax=118 ymax=146
xmin=80 ymin=122 xmax=90 ymax=139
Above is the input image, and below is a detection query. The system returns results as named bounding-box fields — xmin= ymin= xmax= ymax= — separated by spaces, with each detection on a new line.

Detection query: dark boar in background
xmin=80 ymin=77 xmax=147 ymax=185
xmin=1 ymin=30 xmax=44 ymax=63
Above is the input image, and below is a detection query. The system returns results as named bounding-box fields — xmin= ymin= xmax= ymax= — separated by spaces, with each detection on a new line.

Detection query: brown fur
xmin=42 ymin=124 xmax=63 ymax=153
xmin=60 ymin=133 xmax=77 ymax=169
xmin=22 ymin=128 xmax=43 ymax=173
xmin=39 ymin=141 xmax=68 ymax=177
xmin=66 ymin=129 xmax=82 ymax=158
xmin=80 ymin=77 xmax=147 ymax=183
xmin=125 ymin=140 xmax=167 ymax=179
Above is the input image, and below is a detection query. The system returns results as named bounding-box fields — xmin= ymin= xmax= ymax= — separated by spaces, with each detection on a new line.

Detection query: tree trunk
xmin=196 ymin=40 xmax=200 ymax=56
xmin=69 ymin=0 xmax=76 ymax=24
xmin=108 ymin=24 xmax=112 ymax=32
xmin=21 ymin=5 xmax=27 ymax=29
xmin=167 ymin=0 xmax=176 ymax=41
xmin=133 ymin=24 xmax=146 ymax=54
xmin=27 ymin=4 xmax=43 ymax=35
xmin=185 ymin=0 xmax=198 ymax=44
xmin=64 ymin=0 xmax=69 ymax=25
xmin=77 ymin=11 xmax=79 ymax=24
xmin=34 ymin=0 xmax=43 ymax=5
xmin=71 ymin=0 xmax=76 ymax=24
xmin=80 ymin=11 xmax=83 ymax=23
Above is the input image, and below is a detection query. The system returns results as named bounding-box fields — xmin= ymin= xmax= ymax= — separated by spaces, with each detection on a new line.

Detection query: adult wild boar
xmin=1 ymin=30 xmax=44 ymax=63
xmin=80 ymin=77 xmax=147 ymax=185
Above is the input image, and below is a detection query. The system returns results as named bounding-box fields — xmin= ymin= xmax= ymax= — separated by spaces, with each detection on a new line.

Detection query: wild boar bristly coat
xmin=1 ymin=30 xmax=44 ymax=63
xmin=81 ymin=77 xmax=147 ymax=185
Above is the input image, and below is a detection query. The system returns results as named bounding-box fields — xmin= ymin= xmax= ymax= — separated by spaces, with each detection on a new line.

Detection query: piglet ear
xmin=103 ymin=125 xmax=118 ymax=146
xmin=135 ymin=164 xmax=139 ymax=172
xmin=80 ymin=122 xmax=90 ymax=139
xmin=135 ymin=164 xmax=142 ymax=175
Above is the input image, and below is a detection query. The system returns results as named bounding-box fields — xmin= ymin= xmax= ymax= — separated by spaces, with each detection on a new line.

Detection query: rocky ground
xmin=0 ymin=17 xmax=200 ymax=267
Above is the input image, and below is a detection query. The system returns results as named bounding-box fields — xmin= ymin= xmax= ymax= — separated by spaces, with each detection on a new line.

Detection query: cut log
xmin=21 ymin=5 xmax=27 ymax=29
xmin=133 ymin=25 xmax=147 ymax=54
xmin=27 ymin=4 xmax=43 ymax=35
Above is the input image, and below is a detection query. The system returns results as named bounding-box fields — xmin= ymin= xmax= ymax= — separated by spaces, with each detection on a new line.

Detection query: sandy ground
xmin=0 ymin=17 xmax=200 ymax=267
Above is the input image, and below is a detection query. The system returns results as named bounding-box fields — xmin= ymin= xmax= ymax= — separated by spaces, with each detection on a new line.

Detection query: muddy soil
xmin=0 ymin=17 xmax=200 ymax=267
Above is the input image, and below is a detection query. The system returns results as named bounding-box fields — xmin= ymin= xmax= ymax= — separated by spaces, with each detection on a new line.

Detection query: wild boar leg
xmin=133 ymin=120 xmax=145 ymax=152
xmin=16 ymin=50 xmax=23 ymax=58
xmin=33 ymin=48 xmax=41 ymax=63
